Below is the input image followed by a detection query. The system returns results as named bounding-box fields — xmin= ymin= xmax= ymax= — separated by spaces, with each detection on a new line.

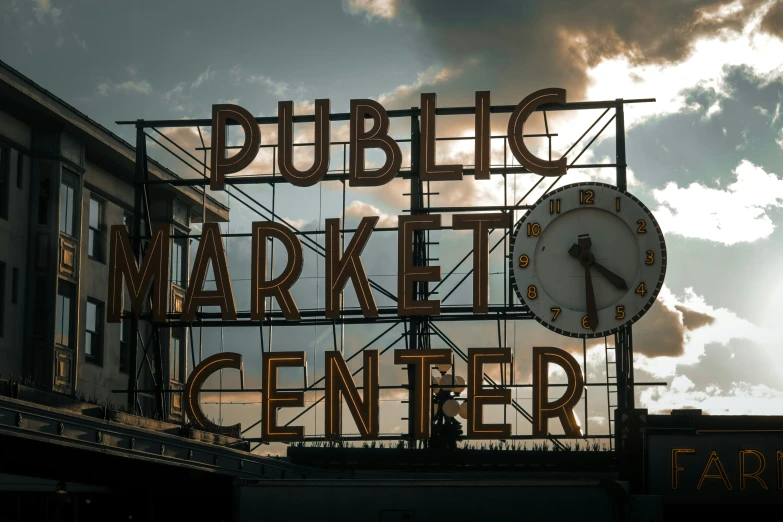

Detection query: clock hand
xmin=592 ymin=262 xmax=628 ymax=290
xmin=584 ymin=265 xmax=598 ymax=332
xmin=568 ymin=239 xmax=627 ymax=291
xmin=578 ymin=234 xmax=592 ymax=252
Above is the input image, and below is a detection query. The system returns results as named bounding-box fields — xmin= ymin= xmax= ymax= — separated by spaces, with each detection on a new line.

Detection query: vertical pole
xmin=615 ymin=100 xmax=627 ymax=193
xmin=129 ymin=122 xmax=144 ymax=414
xmin=614 ymin=99 xmax=634 ymax=455
xmin=140 ymin=130 xmax=166 ymax=422
xmin=408 ymin=108 xmax=423 ymax=447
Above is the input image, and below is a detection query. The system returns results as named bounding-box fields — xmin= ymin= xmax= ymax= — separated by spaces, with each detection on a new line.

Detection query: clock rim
xmin=509 ymin=181 xmax=667 ymax=339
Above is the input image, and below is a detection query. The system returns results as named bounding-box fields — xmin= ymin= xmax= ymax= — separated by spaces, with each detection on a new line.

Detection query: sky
xmin=3 ymin=0 xmax=783 ymax=453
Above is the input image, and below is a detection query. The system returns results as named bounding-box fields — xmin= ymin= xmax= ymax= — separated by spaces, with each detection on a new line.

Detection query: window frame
xmin=59 ymin=170 xmax=78 ymax=237
xmin=0 ymin=262 xmax=5 ymax=337
xmin=171 ymin=327 xmax=185 ymax=383
xmin=88 ymin=196 xmax=105 ymax=262
xmin=119 ymin=313 xmax=130 ymax=374
xmin=171 ymin=235 xmax=188 ymax=288
xmin=0 ymin=146 xmax=8 ymax=221
xmin=85 ymin=298 xmax=104 ymax=366
xmin=55 ymin=280 xmax=75 ymax=348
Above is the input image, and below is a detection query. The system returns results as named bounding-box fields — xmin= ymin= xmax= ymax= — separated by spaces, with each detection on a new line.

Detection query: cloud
xmin=344 ymin=200 xmax=398 ymax=227
xmin=97 ymin=79 xmax=152 ymax=96
xmin=163 ymin=66 xmax=218 ymax=112
xmin=652 ymin=160 xmax=783 ymax=245
xmin=96 ymin=66 xmax=153 ymax=97
xmin=760 ymin=0 xmax=783 ymax=38
xmin=229 ymin=66 xmax=306 ymax=100
xmin=639 ymin=375 xmax=783 ymax=415
xmin=675 ymin=305 xmax=716 ymax=330
xmin=191 ymin=66 xmax=217 ymax=90
xmin=32 ymin=0 xmax=62 ymax=26
xmin=634 ymin=287 xmax=777 ymax=378
xmin=343 ymin=0 xmax=398 ymax=20
xmin=379 ymin=63 xmax=470 ymax=106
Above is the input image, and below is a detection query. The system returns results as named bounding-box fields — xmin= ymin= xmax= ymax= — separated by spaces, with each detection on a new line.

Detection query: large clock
xmin=510 ymin=182 xmax=666 ymax=338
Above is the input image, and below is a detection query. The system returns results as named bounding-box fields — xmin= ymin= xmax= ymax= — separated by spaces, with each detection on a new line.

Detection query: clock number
xmin=527 ymin=285 xmax=537 ymax=299
xmin=581 ymin=316 xmax=591 ymax=329
xmin=518 ymin=254 xmax=530 ymax=268
xmin=549 ymin=199 xmax=561 ymax=214
xmin=526 ymin=223 xmax=541 ymax=237
xmin=616 ymin=306 xmax=625 ymax=320
xmin=645 ymin=250 xmax=654 ymax=265
xmin=636 ymin=282 xmax=647 ymax=297
xmin=637 ymin=219 xmax=647 ymax=233
xmin=616 ymin=198 xmax=621 ymax=212
xmin=551 ymin=307 xmax=561 ymax=320
xmin=579 ymin=190 xmax=594 ymax=205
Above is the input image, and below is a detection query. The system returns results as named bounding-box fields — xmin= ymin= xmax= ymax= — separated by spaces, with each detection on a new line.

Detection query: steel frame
xmin=117 ymin=97 xmax=656 ymax=454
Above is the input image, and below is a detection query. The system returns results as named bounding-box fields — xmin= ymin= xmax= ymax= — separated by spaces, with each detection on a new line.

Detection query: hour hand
xmin=592 ymin=262 xmax=628 ymax=290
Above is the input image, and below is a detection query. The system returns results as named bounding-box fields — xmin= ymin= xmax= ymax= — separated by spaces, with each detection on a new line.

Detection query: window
xmin=11 ymin=267 xmax=18 ymax=305
xmin=0 ymin=147 xmax=8 ymax=220
xmin=172 ymin=236 xmax=187 ymax=287
xmin=88 ymin=197 xmax=104 ymax=262
xmin=59 ymin=171 xmax=76 ymax=236
xmin=0 ymin=262 xmax=5 ymax=337
xmin=16 ymin=152 xmax=23 ymax=189
xmin=55 ymin=281 xmax=75 ymax=347
xmin=171 ymin=328 xmax=185 ymax=382
xmin=119 ymin=315 xmax=129 ymax=374
xmin=85 ymin=299 xmax=104 ymax=365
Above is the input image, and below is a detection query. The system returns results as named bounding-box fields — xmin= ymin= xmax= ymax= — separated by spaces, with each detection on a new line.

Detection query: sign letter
xmin=467 ymin=348 xmax=512 ymax=439
xmin=671 ymin=448 xmax=695 ymax=489
xmin=452 ymin=213 xmax=511 ymax=313
xmin=262 ymin=351 xmax=306 ymax=441
xmin=325 ymin=217 xmax=378 ymax=318
xmin=251 ymin=222 xmax=303 ymax=321
xmin=532 ymin=346 xmax=584 ymax=437
xmin=697 ymin=451 xmax=732 ymax=490
xmin=210 ymin=104 xmax=261 ymax=191
xmin=739 ymin=449 xmax=768 ymax=490
xmin=184 ymin=352 xmax=244 ymax=436
xmin=394 ymin=349 xmax=452 ymax=439
xmin=420 ymin=93 xmax=462 ymax=181
xmin=181 ymin=223 xmax=237 ymax=321
xmin=325 ymin=350 xmax=379 ymax=439
xmin=398 ymin=214 xmax=442 ymax=316
xmin=349 ymin=99 xmax=401 ymax=187
xmin=507 ymin=89 xmax=567 ymax=177
xmin=474 ymin=91 xmax=491 ymax=179
xmin=278 ymin=100 xmax=330 ymax=187
xmin=108 ymin=224 xmax=169 ymax=323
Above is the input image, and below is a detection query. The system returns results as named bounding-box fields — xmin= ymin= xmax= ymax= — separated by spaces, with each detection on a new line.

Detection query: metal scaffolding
xmin=116 ymin=96 xmax=659 ymax=455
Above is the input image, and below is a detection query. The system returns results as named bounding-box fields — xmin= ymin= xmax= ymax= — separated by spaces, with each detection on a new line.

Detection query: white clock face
xmin=510 ymin=182 xmax=666 ymax=338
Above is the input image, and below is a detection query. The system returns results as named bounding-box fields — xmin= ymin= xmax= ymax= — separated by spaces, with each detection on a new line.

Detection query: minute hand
xmin=592 ymin=262 xmax=628 ymax=290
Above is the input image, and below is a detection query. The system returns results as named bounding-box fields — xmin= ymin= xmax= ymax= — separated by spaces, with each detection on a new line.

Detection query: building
xmin=0 ymin=59 xmax=229 ymax=421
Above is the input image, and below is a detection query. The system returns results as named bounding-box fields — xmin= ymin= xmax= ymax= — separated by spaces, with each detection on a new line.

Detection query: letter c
xmin=184 ymin=352 xmax=244 ymax=435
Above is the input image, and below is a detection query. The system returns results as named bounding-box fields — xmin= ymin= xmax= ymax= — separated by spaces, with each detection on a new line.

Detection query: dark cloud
xmin=377 ymin=0 xmax=769 ymax=109
xmin=761 ymin=1 xmax=783 ymax=38
xmin=675 ymin=305 xmax=716 ymax=330
xmin=631 ymin=299 xmax=686 ymax=357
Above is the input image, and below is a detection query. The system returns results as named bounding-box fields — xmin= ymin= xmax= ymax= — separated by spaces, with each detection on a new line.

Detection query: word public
xmin=208 ymin=88 xmax=568 ymax=190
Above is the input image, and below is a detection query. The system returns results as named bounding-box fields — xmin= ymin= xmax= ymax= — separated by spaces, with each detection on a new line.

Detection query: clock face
xmin=510 ymin=182 xmax=667 ymax=338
